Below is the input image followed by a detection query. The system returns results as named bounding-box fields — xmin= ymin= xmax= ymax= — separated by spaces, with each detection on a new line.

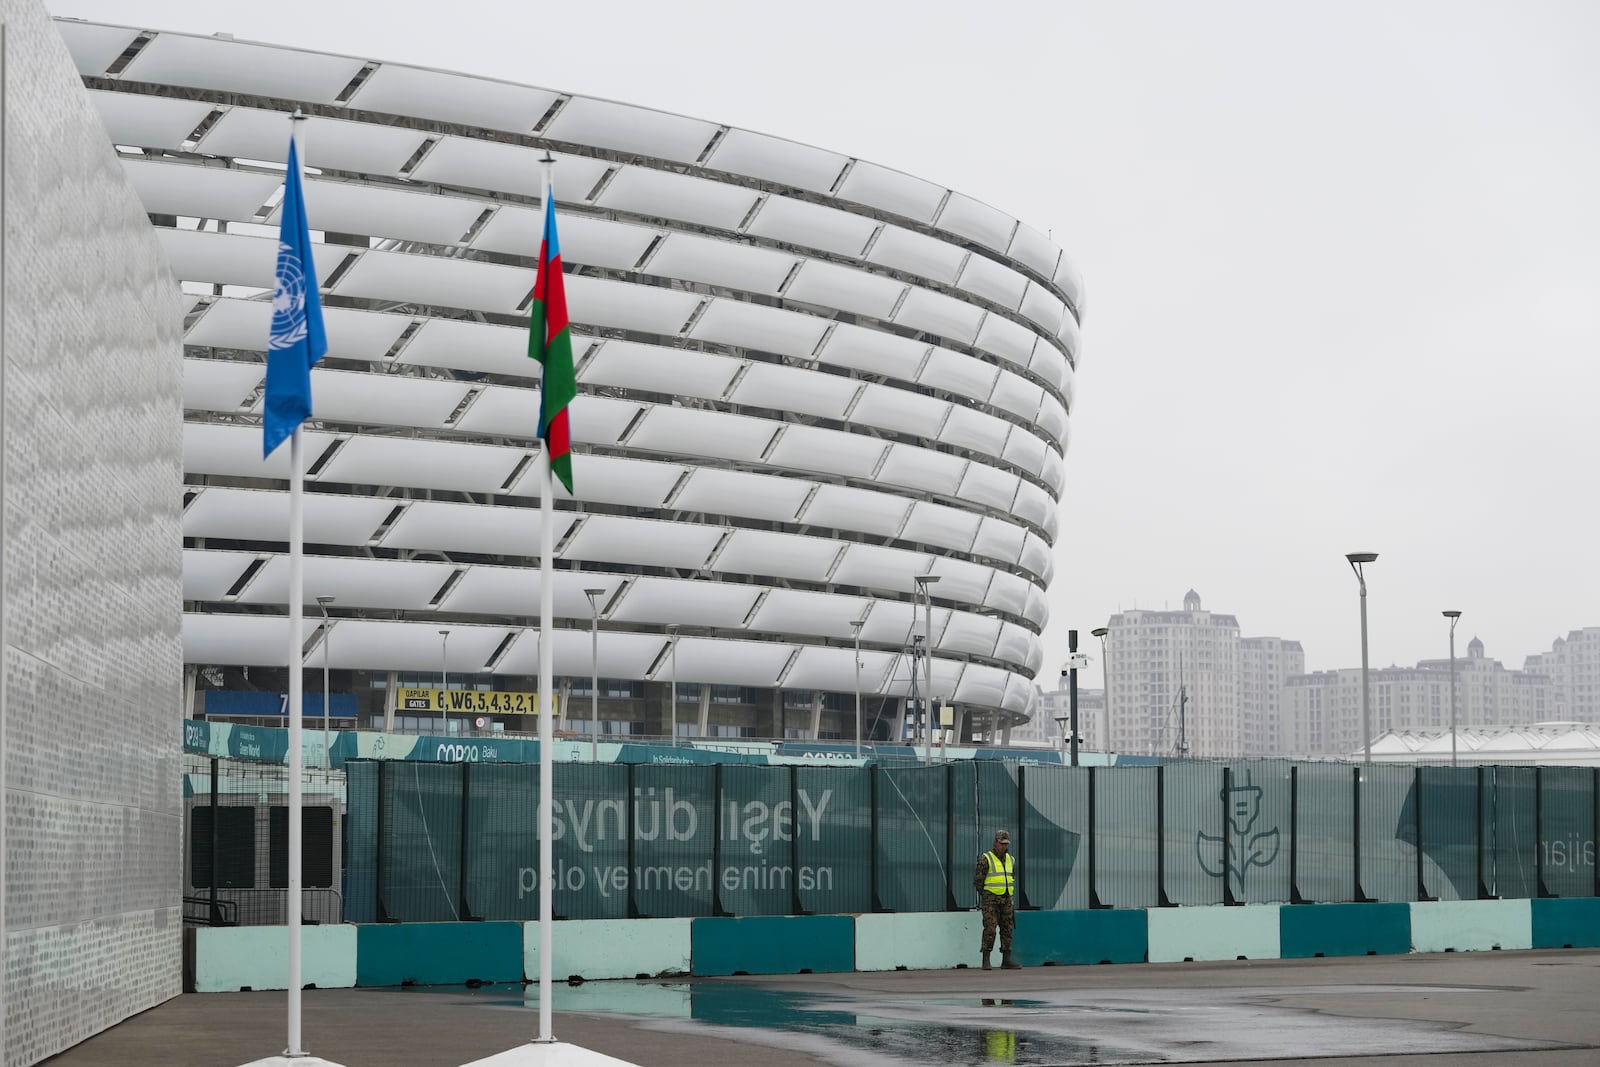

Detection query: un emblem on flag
xmin=271 ymin=241 xmax=310 ymax=350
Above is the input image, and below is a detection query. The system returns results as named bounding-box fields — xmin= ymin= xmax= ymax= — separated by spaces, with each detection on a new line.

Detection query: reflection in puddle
xmin=422 ymin=981 xmax=1151 ymax=1065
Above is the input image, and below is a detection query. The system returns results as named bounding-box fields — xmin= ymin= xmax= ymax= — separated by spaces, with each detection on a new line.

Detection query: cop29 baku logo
xmin=271 ymin=242 xmax=310 ymax=350
xmin=1197 ymin=771 xmax=1280 ymax=892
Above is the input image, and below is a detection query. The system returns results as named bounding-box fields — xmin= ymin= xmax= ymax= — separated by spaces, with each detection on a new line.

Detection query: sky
xmin=47 ymin=0 xmax=1600 ymax=687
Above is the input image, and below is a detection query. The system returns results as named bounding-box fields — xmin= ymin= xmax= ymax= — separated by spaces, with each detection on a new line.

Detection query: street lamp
xmin=585 ymin=588 xmax=605 ymax=763
xmin=1443 ymin=610 xmax=1462 ymax=767
xmin=315 ymin=596 xmax=334 ymax=768
xmin=1091 ymin=626 xmax=1110 ymax=754
xmin=666 ymin=624 xmax=679 ymax=747
xmin=1345 ymin=552 xmax=1378 ymax=763
xmin=913 ymin=574 xmax=941 ymax=765
xmin=851 ymin=618 xmax=865 ymax=759
xmin=439 ymin=629 xmax=451 ymax=735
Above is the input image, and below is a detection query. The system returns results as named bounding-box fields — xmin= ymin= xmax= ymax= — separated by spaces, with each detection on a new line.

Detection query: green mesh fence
xmin=339 ymin=757 xmax=1595 ymax=922
xmin=1021 ymin=764 xmax=1088 ymax=910
xmin=1296 ymin=763 xmax=1357 ymax=903
xmin=1490 ymin=766 xmax=1539 ymax=899
xmin=1417 ymin=765 xmax=1479 ymax=900
xmin=1360 ymin=763 xmax=1417 ymax=902
xmin=379 ymin=761 xmax=463 ymax=921
xmin=1163 ymin=763 xmax=1224 ymax=905
xmin=632 ymin=764 xmax=716 ymax=917
xmin=793 ymin=765 xmax=870 ymax=915
xmin=343 ymin=760 xmax=379 ymax=923
xmin=874 ymin=765 xmax=950 ymax=912
xmin=1541 ymin=767 xmax=1595 ymax=899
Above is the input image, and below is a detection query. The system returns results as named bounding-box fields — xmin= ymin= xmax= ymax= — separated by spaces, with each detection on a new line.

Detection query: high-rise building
xmin=1103 ymin=591 xmax=1242 ymax=757
xmin=1285 ymin=638 xmax=1556 ymax=757
xmin=59 ymin=20 xmax=1082 ymax=744
xmin=1524 ymin=628 xmax=1600 ymax=724
xmin=1030 ymin=683 xmax=1105 ymax=752
xmin=1240 ymin=636 xmax=1305 ymax=757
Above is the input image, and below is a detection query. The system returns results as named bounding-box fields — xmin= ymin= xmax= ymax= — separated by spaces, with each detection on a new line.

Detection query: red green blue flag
xmin=529 ymin=187 xmax=575 ymax=492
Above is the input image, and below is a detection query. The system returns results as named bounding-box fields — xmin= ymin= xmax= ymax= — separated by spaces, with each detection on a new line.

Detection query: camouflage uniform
xmin=974 ymin=831 xmax=1018 ymax=966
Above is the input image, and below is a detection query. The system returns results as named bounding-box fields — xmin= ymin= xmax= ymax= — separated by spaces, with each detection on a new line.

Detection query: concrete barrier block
xmin=1280 ymin=902 xmax=1410 ymax=959
xmin=527 ymin=917 xmax=691 ymax=981
xmin=1411 ymin=899 xmax=1531 ymax=953
xmin=856 ymin=912 xmax=981 ymax=971
xmin=1532 ymin=898 xmax=1600 ymax=949
xmin=691 ymin=915 xmax=854 ymax=976
xmin=1014 ymin=909 xmax=1147 ymax=966
xmin=1148 ymin=904 xmax=1281 ymax=963
xmin=356 ymin=922 xmax=522 ymax=987
xmin=193 ymin=925 xmax=356 ymax=992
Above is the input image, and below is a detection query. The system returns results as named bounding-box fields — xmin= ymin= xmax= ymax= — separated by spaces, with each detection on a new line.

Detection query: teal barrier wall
xmin=527 ymin=917 xmax=691 ymax=981
xmin=1531 ymin=898 xmax=1600 ymax=949
xmin=1147 ymin=904 xmax=1280 ymax=962
xmin=1409 ymin=899 xmax=1530 ymax=953
xmin=192 ymin=925 xmax=356 ymax=992
xmin=189 ymin=905 xmax=1600 ymax=992
xmin=690 ymin=915 xmax=855 ymax=976
xmin=1280 ymin=902 xmax=1411 ymax=958
xmin=354 ymin=921 xmax=522 ymax=987
xmin=855 ymin=912 xmax=980 ymax=971
xmin=1015 ymin=909 xmax=1148 ymax=966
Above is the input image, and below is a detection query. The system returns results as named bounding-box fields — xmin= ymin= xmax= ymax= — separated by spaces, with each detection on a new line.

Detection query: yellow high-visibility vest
xmin=982 ymin=851 xmax=1015 ymax=896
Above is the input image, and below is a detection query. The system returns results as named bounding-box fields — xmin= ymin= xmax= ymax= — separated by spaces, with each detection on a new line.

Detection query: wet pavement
xmin=47 ymin=950 xmax=1600 ymax=1067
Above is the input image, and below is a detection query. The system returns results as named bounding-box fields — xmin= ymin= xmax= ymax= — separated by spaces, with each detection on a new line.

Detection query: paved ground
xmin=46 ymin=950 xmax=1600 ymax=1067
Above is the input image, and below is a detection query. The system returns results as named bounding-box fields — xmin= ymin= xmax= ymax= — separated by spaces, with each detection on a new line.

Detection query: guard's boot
xmin=1001 ymin=951 xmax=1021 ymax=970
xmin=981 ymin=951 xmax=992 ymax=970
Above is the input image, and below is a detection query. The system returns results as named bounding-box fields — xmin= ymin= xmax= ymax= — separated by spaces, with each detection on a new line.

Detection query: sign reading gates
xmin=398 ymin=688 xmax=552 ymax=715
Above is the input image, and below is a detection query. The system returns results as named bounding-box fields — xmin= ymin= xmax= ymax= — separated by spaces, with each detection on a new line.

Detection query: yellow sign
xmin=397 ymin=688 xmax=553 ymax=715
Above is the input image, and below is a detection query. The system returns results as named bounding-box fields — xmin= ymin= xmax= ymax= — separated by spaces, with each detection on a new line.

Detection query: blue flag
xmin=263 ymin=139 xmax=327 ymax=457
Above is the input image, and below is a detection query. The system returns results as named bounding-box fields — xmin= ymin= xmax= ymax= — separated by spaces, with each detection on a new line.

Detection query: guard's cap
xmin=994 ymin=829 xmax=1010 ymax=843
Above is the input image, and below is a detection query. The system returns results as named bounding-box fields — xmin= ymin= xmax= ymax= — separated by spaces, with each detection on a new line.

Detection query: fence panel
xmin=1095 ymin=766 xmax=1158 ymax=908
xmin=1020 ymin=764 xmax=1087 ymax=910
xmin=1360 ymin=763 xmax=1416 ymax=902
xmin=1540 ymin=767 xmax=1594 ymax=898
xmin=1163 ymin=763 xmax=1224 ymax=905
xmin=631 ymin=764 xmax=716 ymax=917
xmin=379 ymin=761 xmax=464 ymax=921
xmin=1296 ymin=763 xmax=1355 ymax=903
xmin=718 ymin=765 xmax=797 ymax=917
xmin=875 ymin=764 xmax=951 ymax=913
xmin=794 ymin=765 xmax=871 ymax=914
xmin=1489 ymin=766 xmax=1538 ymax=899
xmin=344 ymin=760 xmax=378 ymax=923
xmin=1417 ymin=766 xmax=1478 ymax=901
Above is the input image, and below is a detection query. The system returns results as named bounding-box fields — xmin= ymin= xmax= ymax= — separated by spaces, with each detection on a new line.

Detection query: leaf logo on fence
xmin=1197 ymin=771 xmax=1280 ymax=893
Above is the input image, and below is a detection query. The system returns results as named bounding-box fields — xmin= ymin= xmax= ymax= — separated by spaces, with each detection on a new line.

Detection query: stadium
xmin=63 ymin=18 xmax=1081 ymax=744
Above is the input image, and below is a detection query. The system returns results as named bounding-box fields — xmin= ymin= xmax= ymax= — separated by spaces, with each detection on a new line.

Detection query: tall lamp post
xmin=315 ymin=595 xmax=334 ymax=768
xmin=585 ymin=588 xmax=605 ymax=763
xmin=1091 ymin=626 xmax=1110 ymax=754
xmin=666 ymin=624 xmax=679 ymax=747
xmin=1345 ymin=552 xmax=1378 ymax=763
xmin=851 ymin=618 xmax=865 ymax=759
xmin=1067 ymin=629 xmax=1081 ymax=766
xmin=913 ymin=574 xmax=941 ymax=766
xmin=438 ymin=628 xmax=451 ymax=735
xmin=1443 ymin=610 xmax=1462 ymax=767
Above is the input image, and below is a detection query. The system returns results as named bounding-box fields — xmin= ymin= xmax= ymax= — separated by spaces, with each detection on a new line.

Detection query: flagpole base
xmin=235 ymin=1056 xmax=348 ymax=1067
xmin=459 ymin=1041 xmax=641 ymax=1067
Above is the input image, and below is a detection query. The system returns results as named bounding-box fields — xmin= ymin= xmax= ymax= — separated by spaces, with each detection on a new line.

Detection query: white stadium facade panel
xmin=64 ymin=18 xmax=1083 ymax=741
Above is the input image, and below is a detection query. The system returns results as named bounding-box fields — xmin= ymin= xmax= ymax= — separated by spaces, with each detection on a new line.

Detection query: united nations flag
xmin=263 ymin=135 xmax=327 ymax=457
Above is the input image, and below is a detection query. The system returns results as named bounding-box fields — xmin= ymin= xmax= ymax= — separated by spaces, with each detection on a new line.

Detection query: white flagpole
xmin=536 ymin=156 xmax=556 ymax=1047
xmin=285 ymin=111 xmax=308 ymax=1059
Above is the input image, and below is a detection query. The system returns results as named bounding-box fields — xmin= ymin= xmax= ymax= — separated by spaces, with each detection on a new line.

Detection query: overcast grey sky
xmin=48 ymin=0 xmax=1600 ymax=685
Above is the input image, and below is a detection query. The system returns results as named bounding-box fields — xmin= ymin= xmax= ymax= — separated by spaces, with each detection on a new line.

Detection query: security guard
xmin=974 ymin=829 xmax=1020 ymax=969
